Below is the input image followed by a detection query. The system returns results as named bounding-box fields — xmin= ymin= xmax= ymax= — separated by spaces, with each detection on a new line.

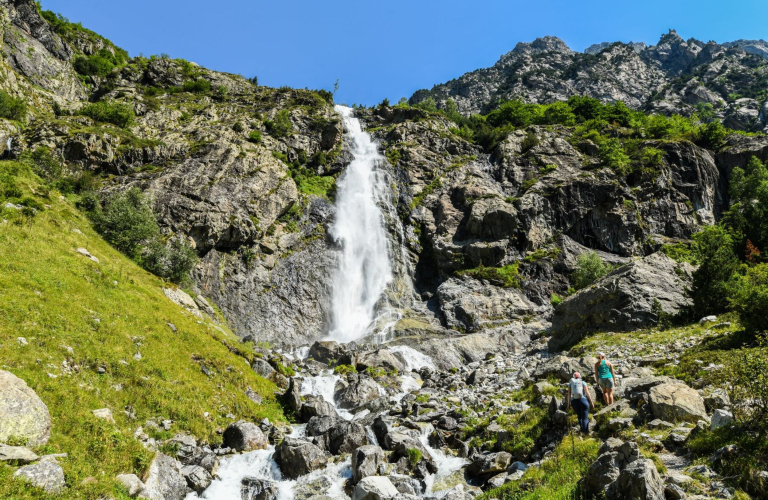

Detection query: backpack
xmin=570 ymin=378 xmax=584 ymax=399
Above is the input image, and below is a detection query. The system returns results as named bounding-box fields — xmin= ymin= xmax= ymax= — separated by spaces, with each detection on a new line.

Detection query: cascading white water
xmin=327 ymin=106 xmax=394 ymax=343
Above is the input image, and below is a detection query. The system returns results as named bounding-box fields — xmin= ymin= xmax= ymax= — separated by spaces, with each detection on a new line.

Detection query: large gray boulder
xmin=142 ymin=452 xmax=188 ymax=500
xmin=181 ymin=465 xmax=212 ymax=494
xmin=355 ymin=349 xmax=405 ymax=374
xmin=335 ymin=377 xmax=383 ymax=409
xmin=116 ymin=473 xmax=146 ymax=498
xmin=649 ymin=382 xmax=708 ymax=423
xmin=13 ymin=460 xmax=66 ymax=494
xmin=299 ymin=395 xmax=338 ymax=423
xmin=549 ymin=253 xmax=693 ymax=351
xmin=223 ymin=420 xmax=268 ymax=452
xmin=352 ymin=476 xmax=400 ymax=500
xmin=0 ymin=370 xmax=52 ymax=446
xmin=351 ymin=445 xmax=385 ymax=484
xmin=274 ymin=437 xmax=328 ymax=479
xmin=308 ymin=341 xmax=346 ymax=365
xmin=327 ymin=421 xmax=368 ymax=455
xmin=608 ymin=458 xmax=665 ymax=500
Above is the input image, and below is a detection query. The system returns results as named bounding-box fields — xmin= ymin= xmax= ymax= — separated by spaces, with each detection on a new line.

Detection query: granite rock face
xmin=0 ymin=370 xmax=52 ymax=447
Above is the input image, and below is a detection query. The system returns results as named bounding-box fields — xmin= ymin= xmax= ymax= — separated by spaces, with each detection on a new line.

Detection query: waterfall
xmin=327 ymin=106 xmax=395 ymax=343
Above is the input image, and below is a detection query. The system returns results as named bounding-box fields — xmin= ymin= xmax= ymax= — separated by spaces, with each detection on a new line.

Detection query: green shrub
xmin=599 ymin=138 xmax=631 ymax=175
xmin=22 ymin=146 xmax=62 ymax=181
xmin=572 ymin=252 xmax=611 ymax=290
xmin=248 ymin=130 xmax=262 ymax=143
xmin=73 ymin=53 xmax=115 ymax=77
xmin=691 ymin=226 xmax=740 ymax=317
xmin=333 ymin=364 xmax=356 ymax=375
xmin=406 ymin=448 xmax=422 ymax=467
xmin=661 ymin=242 xmax=696 ymax=263
xmin=698 ymin=121 xmax=730 ymax=150
xmin=458 ymin=262 xmax=520 ymax=288
xmin=539 ymin=164 xmax=558 ymax=175
xmin=183 ymin=79 xmax=211 ymax=93
xmin=141 ymin=238 xmax=199 ymax=285
xmin=731 ymin=265 xmax=768 ymax=335
xmin=89 ymin=187 xmax=159 ymax=258
xmin=78 ymin=101 xmax=135 ymax=128
xmin=364 ymin=366 xmax=386 ymax=378
xmin=726 ymin=156 xmax=768 ymax=254
xmin=233 ymin=122 xmax=244 ymax=133
xmin=414 ymin=97 xmax=438 ymax=112
xmin=0 ymin=90 xmax=27 ymax=121
xmin=264 ymin=110 xmax=293 ymax=138
xmin=551 ymin=294 xmax=563 ymax=306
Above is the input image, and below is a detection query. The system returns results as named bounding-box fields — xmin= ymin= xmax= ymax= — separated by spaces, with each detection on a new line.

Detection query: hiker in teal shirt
xmin=594 ymin=352 xmax=617 ymax=405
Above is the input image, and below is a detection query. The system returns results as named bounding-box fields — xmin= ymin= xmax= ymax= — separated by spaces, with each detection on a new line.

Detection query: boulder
xmin=283 ymin=378 xmax=302 ymax=416
xmin=710 ymin=409 xmax=733 ymax=430
xmin=335 ymin=378 xmax=382 ymax=409
xmin=241 ymin=477 xmax=279 ymax=500
xmin=142 ymin=452 xmax=188 ymax=500
xmin=327 ymin=421 xmax=368 ymax=455
xmin=306 ymin=415 xmax=339 ymax=449
xmin=352 ymin=445 xmax=385 ymax=484
xmin=0 ymin=443 xmax=38 ymax=464
xmin=13 ymin=460 xmax=66 ymax=494
xmin=274 ymin=437 xmax=328 ymax=479
xmin=466 ymin=451 xmax=512 ymax=479
xmin=549 ymin=253 xmax=693 ymax=351
xmin=356 ymin=349 xmax=405 ymax=374
xmin=0 ymin=370 xmax=52 ymax=446
xmin=92 ymin=408 xmax=115 ymax=423
xmin=308 ymin=341 xmax=345 ymax=365
xmin=352 ymin=476 xmax=400 ymax=500
xmin=116 ymin=473 xmax=146 ymax=497
xmin=252 ymin=358 xmax=276 ymax=378
xmin=181 ymin=465 xmax=211 ymax=494
xmin=648 ymin=382 xmax=708 ymax=423
xmin=223 ymin=421 xmax=268 ymax=452
xmin=608 ymin=458 xmax=665 ymax=500
xmin=299 ymin=395 xmax=338 ymax=422
xmin=583 ymin=451 xmax=622 ymax=496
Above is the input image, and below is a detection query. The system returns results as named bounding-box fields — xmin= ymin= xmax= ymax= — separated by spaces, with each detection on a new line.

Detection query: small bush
xmin=78 ymin=101 xmax=135 ymax=128
xmin=89 ymin=187 xmax=159 ymax=258
xmin=264 ymin=110 xmax=293 ymax=138
xmin=141 ymin=238 xmax=199 ymax=285
xmin=691 ymin=226 xmax=740 ymax=317
xmin=73 ymin=53 xmax=115 ymax=77
xmin=406 ymin=448 xmax=422 ymax=467
xmin=551 ymin=294 xmax=563 ymax=306
xmin=183 ymin=79 xmax=211 ymax=93
xmin=23 ymin=147 xmax=62 ymax=181
xmin=572 ymin=252 xmax=611 ymax=290
xmin=232 ymin=122 xmax=244 ymax=133
xmin=731 ymin=265 xmax=768 ymax=335
xmin=333 ymin=364 xmax=356 ymax=375
xmin=248 ymin=130 xmax=262 ymax=143
xmin=599 ymin=138 xmax=631 ymax=176
xmin=0 ymin=90 xmax=27 ymax=121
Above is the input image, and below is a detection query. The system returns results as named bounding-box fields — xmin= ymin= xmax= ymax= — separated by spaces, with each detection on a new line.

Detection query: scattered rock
xmin=92 ymin=408 xmax=115 ymax=423
xmin=181 ymin=465 xmax=212 ymax=494
xmin=352 ymin=475 xmax=400 ymax=500
xmin=223 ymin=421 xmax=268 ymax=452
xmin=274 ymin=437 xmax=328 ymax=479
xmin=710 ymin=409 xmax=733 ymax=430
xmin=648 ymin=382 xmax=708 ymax=423
xmin=352 ymin=445 xmax=385 ymax=484
xmin=241 ymin=477 xmax=279 ymax=500
xmin=0 ymin=443 xmax=38 ymax=464
xmin=141 ymin=452 xmax=187 ymax=500
xmin=13 ymin=460 xmax=66 ymax=494
xmin=116 ymin=473 xmax=146 ymax=498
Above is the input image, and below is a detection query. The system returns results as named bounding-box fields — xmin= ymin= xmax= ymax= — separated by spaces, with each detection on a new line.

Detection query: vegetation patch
xmin=458 ymin=262 xmax=520 ymax=288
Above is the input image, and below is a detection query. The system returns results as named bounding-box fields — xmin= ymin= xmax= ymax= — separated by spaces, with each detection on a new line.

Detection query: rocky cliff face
xmin=410 ymin=30 xmax=768 ymax=134
xmin=2 ymin=2 xmax=768 ymax=348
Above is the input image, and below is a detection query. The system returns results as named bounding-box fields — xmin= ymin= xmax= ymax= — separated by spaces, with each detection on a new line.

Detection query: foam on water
xmin=389 ymin=345 xmax=436 ymax=371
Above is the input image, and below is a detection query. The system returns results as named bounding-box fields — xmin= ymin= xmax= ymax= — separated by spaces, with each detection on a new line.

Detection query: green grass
xmin=457 ymin=262 xmax=520 ymax=288
xmin=0 ymin=162 xmax=283 ymax=499
xmin=479 ymin=437 xmax=600 ymax=500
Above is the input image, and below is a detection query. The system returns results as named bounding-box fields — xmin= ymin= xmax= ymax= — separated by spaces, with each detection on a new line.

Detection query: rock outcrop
xmin=0 ymin=370 xmax=52 ymax=447
xmin=548 ymin=253 xmax=693 ymax=351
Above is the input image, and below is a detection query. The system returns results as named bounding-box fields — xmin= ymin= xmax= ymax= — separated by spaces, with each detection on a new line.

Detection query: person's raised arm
xmin=594 ymin=362 xmax=599 ymax=382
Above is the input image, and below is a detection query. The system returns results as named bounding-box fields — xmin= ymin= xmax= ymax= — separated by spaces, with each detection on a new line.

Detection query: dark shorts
xmin=599 ymin=377 xmax=614 ymax=389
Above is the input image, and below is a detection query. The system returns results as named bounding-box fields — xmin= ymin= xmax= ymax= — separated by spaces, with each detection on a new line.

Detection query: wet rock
xmin=299 ymin=395 xmax=338 ymax=422
xmin=306 ymin=415 xmax=339 ymax=449
xmin=181 ymin=465 xmax=212 ymax=494
xmin=13 ymin=460 xmax=66 ymax=494
xmin=308 ymin=341 xmax=345 ymax=365
xmin=142 ymin=452 xmax=187 ymax=500
xmin=351 ymin=445 xmax=385 ymax=484
xmin=223 ymin=421 xmax=268 ymax=452
xmin=241 ymin=477 xmax=279 ymax=500
xmin=0 ymin=370 xmax=52 ymax=446
xmin=352 ymin=476 xmax=400 ymax=500
xmin=274 ymin=437 xmax=328 ymax=479
xmin=283 ymin=378 xmax=303 ymax=416
xmin=335 ymin=378 xmax=382 ymax=409
xmin=648 ymin=382 xmax=708 ymax=423
xmin=356 ymin=349 xmax=405 ymax=374
xmin=328 ymin=420 xmax=368 ymax=455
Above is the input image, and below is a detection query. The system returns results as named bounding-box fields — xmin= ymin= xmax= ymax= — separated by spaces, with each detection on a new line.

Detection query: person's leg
xmin=599 ymin=380 xmax=609 ymax=404
xmin=605 ymin=382 xmax=614 ymax=404
xmin=580 ymin=402 xmax=590 ymax=433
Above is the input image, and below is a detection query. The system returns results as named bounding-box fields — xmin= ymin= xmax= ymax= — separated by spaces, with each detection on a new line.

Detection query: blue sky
xmin=42 ymin=0 xmax=768 ymax=106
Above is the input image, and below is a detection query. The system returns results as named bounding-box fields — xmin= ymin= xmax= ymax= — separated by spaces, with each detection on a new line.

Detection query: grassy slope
xmin=0 ymin=162 xmax=282 ymax=499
